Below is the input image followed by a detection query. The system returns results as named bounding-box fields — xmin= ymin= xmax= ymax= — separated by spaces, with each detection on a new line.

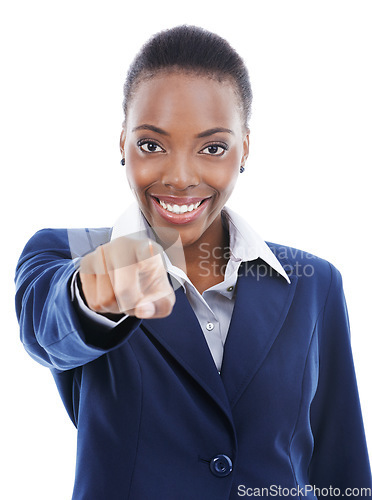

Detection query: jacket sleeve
xmin=14 ymin=228 xmax=142 ymax=371
xmin=308 ymin=263 xmax=372 ymax=494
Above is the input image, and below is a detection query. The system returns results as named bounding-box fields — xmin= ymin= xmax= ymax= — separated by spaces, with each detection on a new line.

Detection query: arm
xmin=15 ymin=228 xmax=142 ymax=371
xmin=309 ymin=263 xmax=372 ymax=493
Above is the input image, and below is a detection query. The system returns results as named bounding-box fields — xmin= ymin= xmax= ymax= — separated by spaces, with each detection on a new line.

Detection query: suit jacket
xmin=15 ymin=227 xmax=372 ymax=499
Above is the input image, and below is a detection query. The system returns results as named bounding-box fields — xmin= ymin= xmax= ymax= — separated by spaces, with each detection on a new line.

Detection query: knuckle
xmin=138 ymin=257 xmax=161 ymax=275
xmin=97 ymin=292 xmax=115 ymax=310
xmin=136 ymin=238 xmax=164 ymax=263
xmin=115 ymin=283 xmax=137 ymax=301
xmin=88 ymin=300 xmax=102 ymax=312
xmin=79 ymin=254 xmax=94 ymax=274
xmin=114 ymin=287 xmax=139 ymax=311
xmin=113 ymin=282 xmax=129 ymax=298
xmin=82 ymin=290 xmax=98 ymax=311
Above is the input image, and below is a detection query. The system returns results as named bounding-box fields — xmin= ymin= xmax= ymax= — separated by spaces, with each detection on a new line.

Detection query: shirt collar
xmin=111 ymin=202 xmax=291 ymax=284
xmin=222 ymin=206 xmax=291 ymax=283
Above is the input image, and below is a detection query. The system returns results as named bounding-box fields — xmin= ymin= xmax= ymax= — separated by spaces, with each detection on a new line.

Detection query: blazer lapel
xmin=141 ymin=287 xmax=233 ymax=422
xmin=220 ymin=259 xmax=298 ymax=407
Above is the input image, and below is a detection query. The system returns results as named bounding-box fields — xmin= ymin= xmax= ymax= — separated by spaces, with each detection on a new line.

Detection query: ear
xmin=119 ymin=127 xmax=126 ymax=157
xmin=240 ymin=128 xmax=250 ymax=166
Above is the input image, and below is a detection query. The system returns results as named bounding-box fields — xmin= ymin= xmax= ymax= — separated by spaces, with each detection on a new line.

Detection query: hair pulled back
xmin=123 ymin=25 xmax=252 ymax=128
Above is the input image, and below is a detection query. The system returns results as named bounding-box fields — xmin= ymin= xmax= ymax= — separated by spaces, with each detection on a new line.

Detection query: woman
xmin=15 ymin=25 xmax=371 ymax=499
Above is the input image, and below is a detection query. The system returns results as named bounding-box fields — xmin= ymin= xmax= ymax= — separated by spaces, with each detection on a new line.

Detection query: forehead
xmin=126 ymin=72 xmax=242 ymax=132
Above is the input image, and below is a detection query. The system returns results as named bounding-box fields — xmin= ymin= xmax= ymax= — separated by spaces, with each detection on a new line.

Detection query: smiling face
xmin=120 ymin=71 xmax=249 ymax=252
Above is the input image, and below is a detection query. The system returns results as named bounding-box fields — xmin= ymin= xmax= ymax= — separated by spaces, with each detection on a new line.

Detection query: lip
xmin=150 ymin=195 xmax=211 ymax=225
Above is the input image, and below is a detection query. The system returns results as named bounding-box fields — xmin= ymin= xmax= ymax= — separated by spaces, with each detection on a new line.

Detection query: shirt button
xmin=227 ymin=286 xmax=234 ymax=292
xmin=209 ymin=454 xmax=233 ymax=477
xmin=206 ymin=322 xmax=214 ymax=331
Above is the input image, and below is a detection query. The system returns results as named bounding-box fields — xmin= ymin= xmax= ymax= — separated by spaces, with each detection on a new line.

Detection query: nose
xmin=161 ymin=154 xmax=200 ymax=190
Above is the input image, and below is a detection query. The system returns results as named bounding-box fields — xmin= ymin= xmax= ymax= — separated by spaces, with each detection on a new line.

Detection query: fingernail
xmin=137 ymin=302 xmax=155 ymax=318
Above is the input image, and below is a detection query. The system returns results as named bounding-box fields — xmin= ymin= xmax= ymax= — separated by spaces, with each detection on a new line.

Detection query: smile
xmin=158 ymin=199 xmax=202 ymax=214
xmin=150 ymin=196 xmax=210 ymax=225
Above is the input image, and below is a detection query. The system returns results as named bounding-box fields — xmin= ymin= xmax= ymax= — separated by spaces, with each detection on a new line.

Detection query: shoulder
xmin=17 ymin=227 xmax=112 ymax=264
xmin=266 ymin=241 xmax=343 ymax=291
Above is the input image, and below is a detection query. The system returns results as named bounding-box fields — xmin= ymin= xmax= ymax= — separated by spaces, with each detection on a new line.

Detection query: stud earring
xmin=121 ymin=158 xmax=125 ymax=166
xmin=240 ymin=165 xmax=245 ymax=173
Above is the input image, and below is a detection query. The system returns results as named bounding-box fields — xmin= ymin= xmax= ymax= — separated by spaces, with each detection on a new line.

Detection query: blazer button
xmin=209 ymin=454 xmax=233 ymax=477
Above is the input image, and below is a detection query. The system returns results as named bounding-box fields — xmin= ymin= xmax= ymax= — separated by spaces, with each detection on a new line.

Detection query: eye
xmin=137 ymin=140 xmax=165 ymax=153
xmin=199 ymin=143 xmax=228 ymax=156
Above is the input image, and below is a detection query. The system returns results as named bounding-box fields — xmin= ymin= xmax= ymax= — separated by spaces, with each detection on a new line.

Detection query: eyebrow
xmin=132 ymin=124 xmax=170 ymax=136
xmin=196 ymin=127 xmax=234 ymax=138
xmin=131 ymin=124 xmax=234 ymax=138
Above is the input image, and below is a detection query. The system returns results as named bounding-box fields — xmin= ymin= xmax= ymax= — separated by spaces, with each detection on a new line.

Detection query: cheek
xmin=211 ymin=155 xmax=240 ymax=195
xmin=125 ymin=148 xmax=157 ymax=192
xmin=217 ymin=171 xmax=239 ymax=198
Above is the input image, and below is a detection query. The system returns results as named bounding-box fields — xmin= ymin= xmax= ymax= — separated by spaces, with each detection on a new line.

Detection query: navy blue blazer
xmin=15 ymin=228 xmax=371 ymax=499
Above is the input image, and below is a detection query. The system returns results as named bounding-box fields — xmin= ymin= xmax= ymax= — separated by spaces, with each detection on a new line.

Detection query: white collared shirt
xmin=73 ymin=203 xmax=290 ymax=371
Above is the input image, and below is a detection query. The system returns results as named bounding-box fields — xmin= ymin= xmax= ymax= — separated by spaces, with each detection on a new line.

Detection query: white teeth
xmin=158 ymin=199 xmax=202 ymax=214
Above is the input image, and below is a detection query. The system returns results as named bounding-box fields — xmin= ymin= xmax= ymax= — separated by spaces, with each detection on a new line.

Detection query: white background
xmin=1 ymin=1 xmax=371 ymax=498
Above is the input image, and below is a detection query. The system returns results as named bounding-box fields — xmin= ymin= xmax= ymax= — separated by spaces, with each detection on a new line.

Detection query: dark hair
xmin=123 ymin=25 xmax=252 ymax=128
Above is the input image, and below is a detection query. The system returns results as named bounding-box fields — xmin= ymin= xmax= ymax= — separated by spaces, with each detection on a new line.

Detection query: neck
xmin=183 ymin=213 xmax=230 ymax=282
xmin=154 ymin=212 xmax=230 ymax=285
